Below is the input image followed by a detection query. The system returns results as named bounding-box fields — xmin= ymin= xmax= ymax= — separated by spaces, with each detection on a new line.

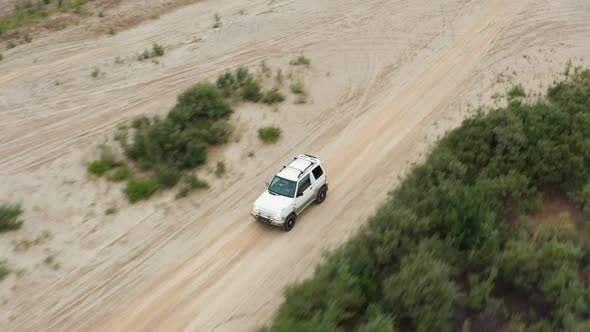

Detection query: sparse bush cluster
xmin=138 ymin=43 xmax=166 ymax=61
xmin=215 ymin=66 xmax=285 ymax=105
xmin=261 ymin=69 xmax=590 ymax=331
xmin=0 ymin=203 xmax=24 ymax=232
xmin=258 ymin=126 xmax=281 ymax=144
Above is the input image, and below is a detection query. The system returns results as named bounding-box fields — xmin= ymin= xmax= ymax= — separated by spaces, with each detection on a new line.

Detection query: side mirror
xmin=297 ymin=192 xmax=303 ymax=197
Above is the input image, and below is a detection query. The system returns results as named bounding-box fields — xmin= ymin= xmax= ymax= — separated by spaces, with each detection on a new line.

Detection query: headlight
xmin=253 ymin=205 xmax=260 ymax=213
xmin=275 ymin=212 xmax=282 ymax=220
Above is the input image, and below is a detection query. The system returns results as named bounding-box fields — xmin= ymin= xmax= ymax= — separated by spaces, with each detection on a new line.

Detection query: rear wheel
xmin=283 ymin=213 xmax=296 ymax=232
xmin=315 ymin=185 xmax=327 ymax=204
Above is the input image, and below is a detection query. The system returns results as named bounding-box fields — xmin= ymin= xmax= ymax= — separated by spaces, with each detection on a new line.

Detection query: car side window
xmin=312 ymin=165 xmax=324 ymax=179
xmin=298 ymin=175 xmax=311 ymax=194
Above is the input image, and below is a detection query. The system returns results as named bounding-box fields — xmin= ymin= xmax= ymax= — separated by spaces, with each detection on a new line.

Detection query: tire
xmin=283 ymin=213 xmax=296 ymax=232
xmin=315 ymin=185 xmax=327 ymax=204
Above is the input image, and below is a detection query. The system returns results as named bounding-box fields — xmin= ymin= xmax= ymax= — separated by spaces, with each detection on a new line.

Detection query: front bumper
xmin=251 ymin=211 xmax=284 ymax=226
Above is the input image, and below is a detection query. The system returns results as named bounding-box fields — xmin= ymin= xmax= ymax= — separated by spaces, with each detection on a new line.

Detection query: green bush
xmin=152 ymin=43 xmax=165 ymax=57
xmin=0 ymin=261 xmax=9 ymax=281
xmin=87 ymin=159 xmax=109 ymax=176
xmin=176 ymin=175 xmax=209 ymax=198
xmin=262 ymin=88 xmax=285 ymax=105
xmin=154 ymin=164 xmax=181 ymax=188
xmin=258 ymin=126 xmax=281 ymax=143
xmin=290 ymin=55 xmax=311 ymax=66
xmin=508 ymin=84 xmax=526 ymax=98
xmin=262 ymin=69 xmax=590 ymax=331
xmin=0 ymin=203 xmax=23 ymax=232
xmin=215 ymin=160 xmax=226 ymax=178
xmin=124 ymin=178 xmax=159 ymax=203
xmin=107 ymin=166 xmax=133 ymax=182
xmin=290 ymin=81 xmax=305 ymax=94
xmin=241 ymin=80 xmax=262 ymax=102
xmin=383 ymin=250 xmax=458 ymax=331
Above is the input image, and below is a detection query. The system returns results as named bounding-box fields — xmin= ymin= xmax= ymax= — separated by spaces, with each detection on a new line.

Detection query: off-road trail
xmin=1 ymin=0 xmax=589 ymax=331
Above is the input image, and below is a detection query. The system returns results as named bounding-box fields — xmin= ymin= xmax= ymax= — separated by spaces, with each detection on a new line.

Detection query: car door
xmin=294 ymin=175 xmax=314 ymax=214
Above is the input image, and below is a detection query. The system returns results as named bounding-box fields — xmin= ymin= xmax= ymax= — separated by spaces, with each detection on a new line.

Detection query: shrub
xmin=290 ymin=81 xmax=305 ymax=94
xmin=215 ymin=160 xmax=226 ymax=178
xmin=168 ymin=82 xmax=232 ymax=127
xmin=105 ymin=206 xmax=118 ymax=215
xmin=152 ymin=43 xmax=165 ymax=57
xmin=0 ymin=261 xmax=9 ymax=281
xmin=107 ymin=166 xmax=133 ymax=182
xmin=87 ymin=159 xmax=109 ymax=176
xmin=213 ymin=13 xmax=221 ymax=28
xmin=0 ymin=203 xmax=23 ymax=232
xmin=124 ymin=178 xmax=159 ymax=203
xmin=6 ymin=41 xmax=16 ymax=49
xmin=295 ymin=94 xmax=307 ymax=104
xmin=176 ymin=175 xmax=209 ymax=198
xmin=290 ymin=55 xmax=311 ymax=66
xmin=258 ymin=126 xmax=281 ymax=143
xmin=91 ymin=67 xmax=101 ymax=78
xmin=24 ymin=33 xmax=32 ymax=43
xmin=383 ymin=250 xmax=458 ymax=332
xmin=508 ymin=84 xmax=526 ymax=98
xmin=262 ymin=88 xmax=285 ymax=105
xmin=241 ymin=80 xmax=262 ymax=102
xmin=154 ymin=164 xmax=181 ymax=188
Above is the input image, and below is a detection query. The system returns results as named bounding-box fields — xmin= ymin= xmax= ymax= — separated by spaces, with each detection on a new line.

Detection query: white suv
xmin=251 ymin=154 xmax=328 ymax=231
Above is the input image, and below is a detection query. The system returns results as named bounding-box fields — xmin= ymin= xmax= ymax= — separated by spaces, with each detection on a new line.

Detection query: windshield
xmin=268 ymin=175 xmax=296 ymax=198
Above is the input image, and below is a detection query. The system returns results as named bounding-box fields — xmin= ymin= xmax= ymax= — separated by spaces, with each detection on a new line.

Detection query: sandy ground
xmin=1 ymin=0 xmax=589 ymax=331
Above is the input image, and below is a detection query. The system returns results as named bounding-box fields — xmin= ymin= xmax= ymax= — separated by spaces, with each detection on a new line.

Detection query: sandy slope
xmin=1 ymin=0 xmax=589 ymax=331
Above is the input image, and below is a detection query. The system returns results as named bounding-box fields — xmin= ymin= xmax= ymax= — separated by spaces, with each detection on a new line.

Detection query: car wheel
xmin=284 ymin=213 xmax=296 ymax=232
xmin=315 ymin=185 xmax=327 ymax=204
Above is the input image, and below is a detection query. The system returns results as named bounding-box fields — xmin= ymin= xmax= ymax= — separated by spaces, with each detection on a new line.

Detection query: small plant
xmin=87 ymin=159 xmax=109 ymax=176
xmin=289 ymin=55 xmax=310 ymax=66
xmin=295 ymin=94 xmax=307 ymax=104
xmin=0 ymin=203 xmax=23 ymax=232
xmin=508 ymin=84 xmax=526 ymax=98
xmin=44 ymin=255 xmax=60 ymax=270
xmin=241 ymin=80 xmax=262 ymax=102
xmin=108 ymin=27 xmax=116 ymax=35
xmin=12 ymin=231 xmax=52 ymax=252
xmin=258 ymin=126 xmax=281 ymax=144
xmin=105 ymin=206 xmax=118 ymax=215
xmin=150 ymin=13 xmax=160 ymax=20
xmin=124 ymin=178 xmax=159 ymax=203
xmin=6 ymin=41 xmax=16 ymax=49
xmin=114 ymin=56 xmax=124 ymax=64
xmin=275 ymin=69 xmax=284 ymax=86
xmin=564 ymin=59 xmax=572 ymax=76
xmin=262 ymin=88 xmax=285 ymax=105
xmin=98 ymin=9 xmax=104 ymax=17
xmin=290 ymin=81 xmax=305 ymax=94
xmin=154 ymin=164 xmax=181 ymax=188
xmin=0 ymin=261 xmax=9 ymax=281
xmin=260 ymin=61 xmax=272 ymax=78
xmin=24 ymin=33 xmax=32 ymax=43
xmin=213 ymin=13 xmax=222 ymax=28
xmin=91 ymin=67 xmax=101 ymax=78
xmin=0 ymin=53 xmax=3 ymax=61
xmin=107 ymin=165 xmax=133 ymax=182
xmin=176 ymin=175 xmax=209 ymax=198
xmin=152 ymin=43 xmax=165 ymax=57
xmin=215 ymin=160 xmax=226 ymax=178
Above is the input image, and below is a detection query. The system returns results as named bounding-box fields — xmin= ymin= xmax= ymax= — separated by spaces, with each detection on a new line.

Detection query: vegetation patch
xmin=0 ymin=203 xmax=24 ymax=232
xmin=138 ymin=43 xmax=165 ymax=60
xmin=289 ymin=55 xmax=311 ymax=66
xmin=0 ymin=260 xmax=9 ymax=282
xmin=258 ymin=126 xmax=281 ymax=144
xmin=123 ymin=178 xmax=159 ymax=203
xmin=261 ymin=69 xmax=590 ymax=332
xmin=508 ymin=84 xmax=526 ymax=98
xmin=12 ymin=231 xmax=52 ymax=252
xmin=176 ymin=174 xmax=209 ymax=199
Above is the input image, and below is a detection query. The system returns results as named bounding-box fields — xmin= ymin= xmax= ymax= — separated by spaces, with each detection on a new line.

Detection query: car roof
xmin=276 ymin=155 xmax=321 ymax=181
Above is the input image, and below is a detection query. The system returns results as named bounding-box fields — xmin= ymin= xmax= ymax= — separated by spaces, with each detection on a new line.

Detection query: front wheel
xmin=283 ymin=213 xmax=297 ymax=232
xmin=315 ymin=185 xmax=327 ymax=204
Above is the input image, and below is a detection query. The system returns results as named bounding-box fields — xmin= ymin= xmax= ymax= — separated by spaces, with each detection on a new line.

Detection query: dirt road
xmin=1 ymin=0 xmax=589 ymax=331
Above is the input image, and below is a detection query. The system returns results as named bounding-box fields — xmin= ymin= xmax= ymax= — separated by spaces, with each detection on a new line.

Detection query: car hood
xmin=254 ymin=191 xmax=293 ymax=215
